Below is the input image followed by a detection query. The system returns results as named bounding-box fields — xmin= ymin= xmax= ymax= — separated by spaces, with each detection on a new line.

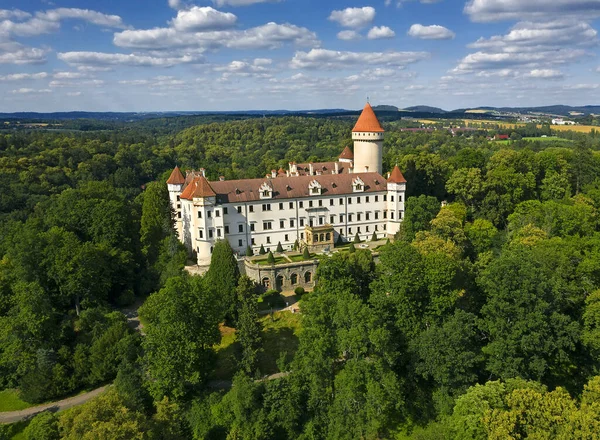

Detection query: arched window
xmin=304 ymin=272 xmax=312 ymax=283
xmin=326 ymin=232 xmax=331 ymax=241
xmin=262 ymin=277 xmax=270 ymax=289
xmin=276 ymin=275 xmax=284 ymax=291
xmin=291 ymin=273 xmax=298 ymax=285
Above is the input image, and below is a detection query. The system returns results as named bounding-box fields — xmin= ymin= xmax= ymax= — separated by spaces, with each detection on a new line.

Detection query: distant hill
xmin=404 ymin=105 xmax=447 ymax=114
xmin=452 ymin=105 xmax=600 ymax=117
xmin=372 ymin=105 xmax=399 ymax=112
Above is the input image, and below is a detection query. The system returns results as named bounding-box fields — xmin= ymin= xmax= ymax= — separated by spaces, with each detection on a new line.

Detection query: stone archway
xmin=262 ymin=277 xmax=271 ymax=289
xmin=304 ymin=271 xmax=312 ymax=283
xmin=276 ymin=275 xmax=284 ymax=291
xmin=291 ymin=273 xmax=298 ymax=285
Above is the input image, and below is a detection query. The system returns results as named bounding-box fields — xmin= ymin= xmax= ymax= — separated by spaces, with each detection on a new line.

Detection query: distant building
xmin=167 ymin=103 xmax=407 ymax=264
xmin=552 ymin=118 xmax=575 ymax=125
xmin=495 ymin=134 xmax=509 ymax=140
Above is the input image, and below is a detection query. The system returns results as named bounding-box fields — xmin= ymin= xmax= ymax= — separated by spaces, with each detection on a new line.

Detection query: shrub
xmin=276 ymin=242 xmax=284 ymax=252
xmin=336 ymin=234 xmax=344 ymax=246
xmin=24 ymin=411 xmax=59 ymax=440
xmin=293 ymin=239 xmax=299 ymax=251
xmin=245 ymin=245 xmax=253 ymax=256
xmin=259 ymin=244 xmax=266 ymax=255
xmin=353 ymin=233 xmax=361 ymax=243
xmin=302 ymin=247 xmax=310 ymax=260
xmin=294 ymin=286 xmax=305 ymax=296
xmin=371 ymin=232 xmax=378 ymax=242
xmin=348 ymin=243 xmax=356 ymax=254
xmin=267 ymin=251 xmax=276 ymax=264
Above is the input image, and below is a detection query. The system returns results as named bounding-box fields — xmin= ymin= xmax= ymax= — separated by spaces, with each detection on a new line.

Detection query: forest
xmin=1 ymin=115 xmax=600 ymax=439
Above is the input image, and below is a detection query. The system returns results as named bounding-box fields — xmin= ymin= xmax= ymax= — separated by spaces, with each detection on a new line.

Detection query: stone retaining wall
xmin=244 ymin=258 xmax=318 ymax=291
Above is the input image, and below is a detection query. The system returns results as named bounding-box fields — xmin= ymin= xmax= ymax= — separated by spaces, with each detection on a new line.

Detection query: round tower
xmin=352 ymin=103 xmax=384 ymax=174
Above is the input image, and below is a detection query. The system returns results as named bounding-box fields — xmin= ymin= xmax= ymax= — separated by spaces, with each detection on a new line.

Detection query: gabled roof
xmin=180 ymin=176 xmax=217 ymax=200
xmin=387 ymin=165 xmax=407 ymax=183
xmin=166 ymin=166 xmax=185 ymax=185
xmin=339 ymin=146 xmax=354 ymax=159
xmin=352 ymin=103 xmax=384 ymax=133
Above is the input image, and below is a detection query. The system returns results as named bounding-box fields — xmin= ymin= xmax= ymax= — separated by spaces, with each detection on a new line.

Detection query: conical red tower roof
xmin=166 ymin=166 xmax=185 ymax=185
xmin=352 ymin=103 xmax=384 ymax=133
xmin=387 ymin=165 xmax=406 ymax=183
xmin=339 ymin=146 xmax=354 ymax=159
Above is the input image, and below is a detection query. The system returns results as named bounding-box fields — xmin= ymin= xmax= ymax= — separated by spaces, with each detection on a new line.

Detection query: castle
xmin=167 ymin=103 xmax=407 ymax=264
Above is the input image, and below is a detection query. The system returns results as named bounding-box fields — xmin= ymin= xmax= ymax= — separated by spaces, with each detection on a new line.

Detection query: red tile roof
xmin=352 ymin=103 xmax=384 ymax=133
xmin=387 ymin=166 xmax=407 ymax=183
xmin=339 ymin=146 xmax=354 ymax=159
xmin=166 ymin=166 xmax=185 ymax=185
xmin=180 ymin=176 xmax=217 ymax=200
xmin=201 ymin=172 xmax=387 ymax=203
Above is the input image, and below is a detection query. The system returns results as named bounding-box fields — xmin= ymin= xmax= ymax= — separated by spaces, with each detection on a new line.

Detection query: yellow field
xmin=462 ymin=120 xmax=525 ymax=129
xmin=465 ymin=109 xmax=492 ymax=114
xmin=551 ymin=124 xmax=599 ymax=133
xmin=417 ymin=119 xmax=443 ymax=125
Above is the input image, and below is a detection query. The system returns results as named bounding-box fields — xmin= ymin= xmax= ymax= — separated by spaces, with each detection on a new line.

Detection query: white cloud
xmin=526 ymin=69 xmax=564 ymax=79
xmin=66 ymin=91 xmax=82 ymax=96
xmin=408 ymin=24 xmax=455 ymax=39
xmin=0 ymin=72 xmax=48 ymax=80
xmin=49 ymin=79 xmax=104 ymax=87
xmin=337 ymin=30 xmax=361 ymax=40
xmin=53 ymin=71 xmax=85 ymax=79
xmin=367 ymin=26 xmax=395 ymax=39
xmin=58 ymin=51 xmax=203 ymax=67
xmin=114 ymin=22 xmax=318 ymax=51
xmin=11 ymin=88 xmax=51 ymax=94
xmin=290 ymin=48 xmax=429 ymax=70
xmin=464 ymin=0 xmax=600 ymax=22
xmin=0 ymin=9 xmax=31 ymax=20
xmin=0 ymin=42 xmax=48 ymax=64
xmin=168 ymin=0 xmax=183 ymax=9
xmin=170 ymin=6 xmax=237 ymax=32
xmin=328 ymin=7 xmax=376 ymax=28
xmin=37 ymin=8 xmax=128 ymax=29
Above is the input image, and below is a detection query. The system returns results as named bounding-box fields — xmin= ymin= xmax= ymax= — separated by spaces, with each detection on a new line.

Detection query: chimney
xmin=199 ymin=168 xmax=206 ymax=177
xmin=286 ymin=170 xmax=290 ymax=177
xmin=309 ymin=163 xmax=314 ymax=176
xmin=271 ymin=169 xmax=277 ymax=178
xmin=219 ymin=176 xmax=225 ymax=181
xmin=335 ymin=162 xmax=339 ymax=174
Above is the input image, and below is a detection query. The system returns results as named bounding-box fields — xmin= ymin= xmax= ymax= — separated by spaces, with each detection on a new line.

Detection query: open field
xmin=551 ymin=124 xmax=599 ymax=133
xmin=418 ymin=117 xmax=600 ymax=133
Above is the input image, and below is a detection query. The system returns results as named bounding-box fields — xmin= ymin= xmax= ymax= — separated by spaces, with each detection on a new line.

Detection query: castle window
xmin=348 ymin=198 xmax=352 ymax=205
xmin=391 ymin=196 xmax=395 ymax=202
xmin=383 ymin=211 xmax=387 ymax=219
xmin=239 ymin=239 xmax=243 ymax=247
xmin=250 ymin=224 xmax=255 ymax=232
xmin=339 ymin=214 xmax=344 ymax=223
xmin=285 ymin=234 xmax=289 ymax=241
xmin=357 ymin=197 xmax=361 ymax=203
xmin=366 ymin=226 xmax=369 ymax=232
xmin=319 ymin=217 xmax=324 ymax=225
xmin=375 ymin=212 xmax=379 ymax=220
xmin=239 ymin=224 xmax=244 ymax=233
xmin=309 ymin=201 xmax=313 ymax=208
xmin=207 ymin=211 xmax=212 ymax=218
xmin=224 ymin=207 xmax=228 ymax=215
xmin=217 ymin=229 xmax=222 ymax=237
xmin=366 ymin=196 xmax=369 ymax=203
xmin=289 ymin=202 xmax=294 ymax=209
xmin=249 ymin=205 xmax=254 ymax=213
xmin=267 ymin=237 xmax=271 ymax=244
xmin=280 ymin=220 xmax=285 ymax=228
xmin=198 ymin=211 xmax=202 ymax=219
xmin=262 ymin=204 xmax=271 ymax=211
xmin=339 ymin=198 xmax=343 ymax=205
xmin=375 ymin=196 xmax=379 ymax=202
xmin=330 ymin=215 xmax=335 ymax=224
xmin=349 ymin=227 xmax=352 ymax=234
xmin=348 ymin=214 xmax=353 ymax=222
xmin=177 ymin=204 xmax=181 ymax=209
xmin=358 ymin=227 xmax=361 ymax=233
xmin=400 ymin=211 xmax=404 ymax=219
xmin=300 ymin=233 xmax=304 ymax=239
xmin=225 ymin=226 xmax=229 ymax=234
xmin=263 ymin=221 xmax=273 ymax=230
xmin=391 ymin=211 xmax=395 ymax=219
xmin=357 ymin=213 xmax=361 ymax=221
xmin=299 ymin=202 xmax=303 ymax=208
xmin=399 ymin=195 xmax=403 ymax=202
xmin=209 ymin=229 xmax=213 ymax=238
xmin=177 ymin=196 xmax=180 ymax=201
xmin=199 ymin=229 xmax=203 ymax=239
xmin=319 ymin=200 xmax=323 ymax=207
xmin=252 ymin=238 xmax=255 ymax=245
xmin=263 ymin=190 xmax=270 ymax=197
xmin=300 ymin=218 xmax=304 ymax=226
xmin=383 ymin=195 xmax=387 ymax=202
xmin=178 ymin=212 xmax=181 ymax=219
xmin=366 ymin=212 xmax=370 ymax=220
xmin=215 ymin=210 xmax=220 ymax=217
xmin=290 ymin=219 xmax=295 ymax=227
xmin=279 ymin=203 xmax=284 ymax=210
xmin=237 ymin=206 xmax=242 ymax=213
xmin=330 ymin=199 xmax=334 ymax=206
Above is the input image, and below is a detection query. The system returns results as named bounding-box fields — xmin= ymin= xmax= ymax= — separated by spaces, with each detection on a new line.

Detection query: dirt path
xmin=0 ymin=386 xmax=108 ymax=424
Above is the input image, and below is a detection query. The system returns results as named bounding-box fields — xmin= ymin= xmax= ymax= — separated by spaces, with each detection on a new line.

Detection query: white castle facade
xmin=167 ymin=103 xmax=407 ymax=264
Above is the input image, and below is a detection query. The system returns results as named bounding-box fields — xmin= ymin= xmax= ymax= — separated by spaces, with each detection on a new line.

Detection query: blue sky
xmin=1 ymin=0 xmax=599 ymax=111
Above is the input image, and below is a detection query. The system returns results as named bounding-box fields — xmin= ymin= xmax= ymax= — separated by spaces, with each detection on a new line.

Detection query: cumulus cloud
xmin=49 ymin=79 xmax=105 ymax=88
xmin=290 ymin=48 xmax=429 ymax=70
xmin=367 ymin=26 xmax=395 ymax=39
xmin=328 ymin=7 xmax=376 ymax=28
xmin=0 ymin=9 xmax=31 ymax=20
xmin=53 ymin=71 xmax=85 ymax=79
xmin=453 ymin=19 xmax=596 ymax=76
xmin=114 ymin=22 xmax=318 ymax=51
xmin=58 ymin=51 xmax=203 ymax=67
xmin=526 ymin=69 xmax=564 ymax=79
xmin=0 ymin=72 xmax=48 ymax=80
xmin=170 ymin=7 xmax=237 ymax=32
xmin=337 ymin=30 xmax=362 ymax=41
xmin=0 ymin=42 xmax=48 ymax=64
xmin=464 ymin=0 xmax=600 ymax=22
xmin=408 ymin=24 xmax=455 ymax=39
xmin=37 ymin=8 xmax=128 ymax=29
xmin=168 ymin=0 xmax=183 ymax=9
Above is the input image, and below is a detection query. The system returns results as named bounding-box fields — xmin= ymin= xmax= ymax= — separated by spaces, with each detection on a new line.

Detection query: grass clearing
xmin=0 ymin=390 xmax=33 ymax=412
xmin=254 ymin=256 xmax=288 ymax=266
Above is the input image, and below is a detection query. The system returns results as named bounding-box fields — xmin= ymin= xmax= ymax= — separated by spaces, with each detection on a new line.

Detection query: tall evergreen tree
xmin=236 ymin=276 xmax=262 ymax=376
xmin=140 ymin=181 xmax=172 ymax=266
xmin=205 ymin=240 xmax=240 ymax=320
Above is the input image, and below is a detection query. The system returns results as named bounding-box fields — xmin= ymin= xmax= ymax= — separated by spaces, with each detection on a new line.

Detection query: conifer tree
xmin=259 ymin=244 xmax=266 ymax=255
xmin=354 ymin=232 xmax=361 ymax=243
xmin=245 ymin=245 xmax=253 ymax=257
xmin=336 ymin=234 xmax=344 ymax=246
xmin=236 ymin=276 xmax=262 ymax=375
xmin=303 ymin=247 xmax=311 ymax=260
xmin=371 ymin=232 xmax=378 ymax=242
xmin=293 ymin=239 xmax=299 ymax=251
xmin=205 ymin=240 xmax=240 ymax=319
xmin=276 ymin=242 xmax=284 ymax=253
xmin=267 ymin=251 xmax=276 ymax=264
xmin=349 ymin=243 xmax=356 ymax=253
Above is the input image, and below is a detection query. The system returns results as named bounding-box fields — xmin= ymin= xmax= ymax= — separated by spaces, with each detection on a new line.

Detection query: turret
xmin=166 ymin=166 xmax=186 ymax=239
xmin=352 ymin=103 xmax=384 ymax=174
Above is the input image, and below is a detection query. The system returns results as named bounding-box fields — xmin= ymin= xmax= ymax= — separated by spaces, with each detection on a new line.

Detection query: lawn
xmin=253 ymin=256 xmax=288 ymax=266
xmin=288 ymin=254 xmax=315 ymax=262
xmin=0 ymin=390 xmax=34 ymax=412
xmin=212 ymin=311 xmax=303 ymax=380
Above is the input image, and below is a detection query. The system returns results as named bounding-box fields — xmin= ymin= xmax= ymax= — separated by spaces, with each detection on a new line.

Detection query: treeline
xmin=2 ymin=116 xmax=600 ymax=439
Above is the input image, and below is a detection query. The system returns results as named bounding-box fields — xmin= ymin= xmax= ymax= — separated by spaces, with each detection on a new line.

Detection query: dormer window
xmin=259 ymin=181 xmax=273 ymax=199
xmin=353 ymin=177 xmax=365 ymax=193
xmin=308 ymin=179 xmax=322 ymax=196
